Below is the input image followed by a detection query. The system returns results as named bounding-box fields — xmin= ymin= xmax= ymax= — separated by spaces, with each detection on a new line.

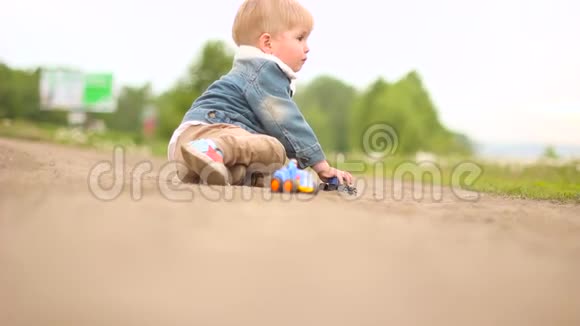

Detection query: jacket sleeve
xmin=245 ymin=61 xmax=326 ymax=169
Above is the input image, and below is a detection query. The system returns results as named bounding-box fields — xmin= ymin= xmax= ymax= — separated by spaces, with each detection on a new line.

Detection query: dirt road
xmin=1 ymin=137 xmax=579 ymax=326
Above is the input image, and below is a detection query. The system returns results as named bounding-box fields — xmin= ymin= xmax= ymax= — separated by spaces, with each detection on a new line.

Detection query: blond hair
xmin=232 ymin=0 xmax=314 ymax=46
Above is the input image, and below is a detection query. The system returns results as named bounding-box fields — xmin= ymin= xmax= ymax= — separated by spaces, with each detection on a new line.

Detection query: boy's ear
xmin=257 ymin=33 xmax=273 ymax=54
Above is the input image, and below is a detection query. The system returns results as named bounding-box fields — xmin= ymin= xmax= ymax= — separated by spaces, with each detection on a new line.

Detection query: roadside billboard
xmin=40 ymin=68 xmax=115 ymax=112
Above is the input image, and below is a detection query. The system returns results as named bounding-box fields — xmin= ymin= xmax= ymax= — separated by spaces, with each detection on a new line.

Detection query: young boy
xmin=167 ymin=0 xmax=353 ymax=187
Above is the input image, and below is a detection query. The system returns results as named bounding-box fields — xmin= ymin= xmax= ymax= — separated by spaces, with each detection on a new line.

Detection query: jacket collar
xmin=234 ymin=45 xmax=297 ymax=95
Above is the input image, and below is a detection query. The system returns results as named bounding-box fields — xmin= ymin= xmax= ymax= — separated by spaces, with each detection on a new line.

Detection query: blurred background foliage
xmin=1 ymin=39 xmax=578 ymax=201
xmin=0 ymin=39 xmax=472 ymax=156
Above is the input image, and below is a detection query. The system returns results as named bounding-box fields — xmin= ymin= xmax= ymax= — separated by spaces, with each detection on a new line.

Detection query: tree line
xmin=0 ymin=40 xmax=472 ymax=155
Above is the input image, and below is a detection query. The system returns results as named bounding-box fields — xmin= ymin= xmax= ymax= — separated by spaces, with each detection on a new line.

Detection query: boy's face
xmin=270 ymin=27 xmax=310 ymax=72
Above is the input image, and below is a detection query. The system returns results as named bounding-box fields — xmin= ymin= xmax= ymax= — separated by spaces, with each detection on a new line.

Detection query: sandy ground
xmin=0 ymin=137 xmax=579 ymax=326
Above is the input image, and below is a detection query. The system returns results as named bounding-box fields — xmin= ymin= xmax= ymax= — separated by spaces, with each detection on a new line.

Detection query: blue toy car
xmin=270 ymin=159 xmax=318 ymax=193
xmin=318 ymin=176 xmax=358 ymax=196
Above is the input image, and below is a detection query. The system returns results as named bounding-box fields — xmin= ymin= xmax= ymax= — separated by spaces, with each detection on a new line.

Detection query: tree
xmin=156 ymin=40 xmax=234 ymax=139
xmin=348 ymin=72 xmax=472 ymax=156
xmin=106 ymin=84 xmax=151 ymax=134
xmin=295 ymin=76 xmax=356 ymax=153
xmin=187 ymin=40 xmax=234 ymax=95
xmin=349 ymin=78 xmax=389 ymax=152
xmin=0 ymin=63 xmax=40 ymax=120
xmin=542 ymin=145 xmax=559 ymax=159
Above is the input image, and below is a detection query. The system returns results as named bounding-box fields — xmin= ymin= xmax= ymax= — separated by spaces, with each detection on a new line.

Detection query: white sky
xmin=1 ymin=0 xmax=579 ymax=146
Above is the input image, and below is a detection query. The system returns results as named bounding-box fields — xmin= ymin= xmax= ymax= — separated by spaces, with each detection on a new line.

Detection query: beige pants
xmin=174 ymin=123 xmax=286 ymax=185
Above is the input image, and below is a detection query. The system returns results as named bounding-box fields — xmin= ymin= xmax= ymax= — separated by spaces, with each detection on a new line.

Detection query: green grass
xmin=467 ymin=162 xmax=580 ymax=202
xmin=0 ymin=119 xmax=59 ymax=141
xmin=331 ymin=153 xmax=580 ymax=203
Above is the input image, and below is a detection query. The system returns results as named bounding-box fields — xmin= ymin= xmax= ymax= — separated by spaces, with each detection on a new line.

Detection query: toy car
xmin=319 ymin=177 xmax=358 ymax=196
xmin=270 ymin=159 xmax=318 ymax=193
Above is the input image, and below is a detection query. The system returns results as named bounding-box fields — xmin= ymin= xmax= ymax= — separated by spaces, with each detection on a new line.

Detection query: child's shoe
xmin=180 ymin=139 xmax=229 ymax=185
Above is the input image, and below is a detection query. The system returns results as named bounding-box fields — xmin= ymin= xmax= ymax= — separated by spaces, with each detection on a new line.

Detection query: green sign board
xmin=84 ymin=73 xmax=113 ymax=106
xmin=40 ymin=69 xmax=115 ymax=112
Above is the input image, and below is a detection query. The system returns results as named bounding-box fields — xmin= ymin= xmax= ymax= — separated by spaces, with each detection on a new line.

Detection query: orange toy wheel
xmin=283 ymin=179 xmax=295 ymax=193
xmin=271 ymin=178 xmax=281 ymax=192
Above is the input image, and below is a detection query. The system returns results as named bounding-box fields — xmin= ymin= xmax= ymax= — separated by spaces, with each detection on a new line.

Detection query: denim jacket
xmin=180 ymin=46 xmax=325 ymax=168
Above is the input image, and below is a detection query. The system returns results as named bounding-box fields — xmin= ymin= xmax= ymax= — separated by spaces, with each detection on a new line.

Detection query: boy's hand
xmin=318 ymin=168 xmax=353 ymax=185
xmin=312 ymin=160 xmax=353 ymax=185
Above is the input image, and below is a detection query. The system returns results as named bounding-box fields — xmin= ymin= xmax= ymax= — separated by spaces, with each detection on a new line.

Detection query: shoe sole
xmin=180 ymin=143 xmax=229 ymax=185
